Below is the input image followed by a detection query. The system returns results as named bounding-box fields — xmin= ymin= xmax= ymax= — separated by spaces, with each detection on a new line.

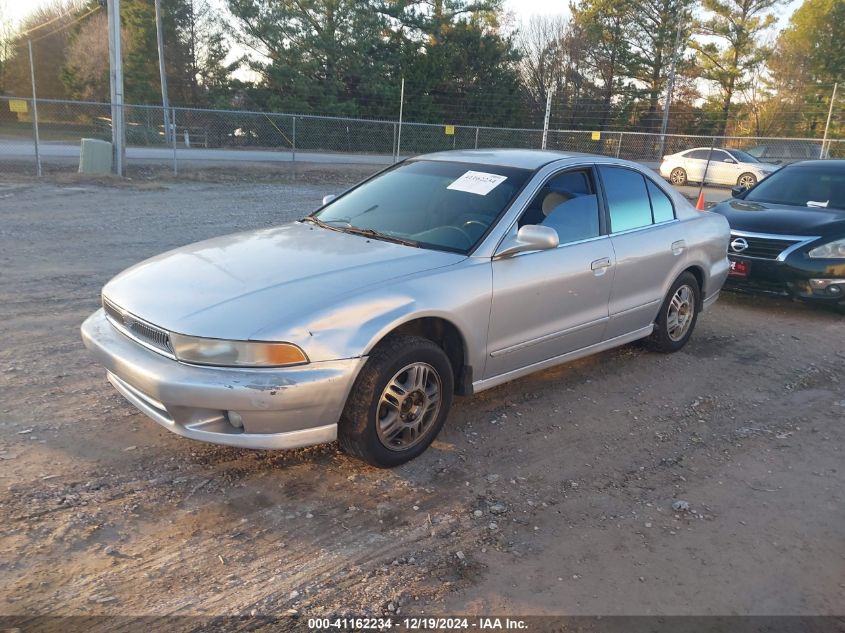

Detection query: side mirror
xmin=724 ymin=158 xmax=736 ymax=163
xmin=496 ymin=225 xmax=559 ymax=258
xmin=731 ymin=185 xmax=746 ymax=198
xmin=322 ymin=194 xmax=336 ymax=206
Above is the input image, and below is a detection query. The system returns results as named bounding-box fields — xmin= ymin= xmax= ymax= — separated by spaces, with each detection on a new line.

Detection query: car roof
xmin=415 ymin=149 xmax=588 ymax=170
xmin=782 ymin=159 xmax=845 ymax=168
xmin=680 ymin=147 xmax=731 ymax=152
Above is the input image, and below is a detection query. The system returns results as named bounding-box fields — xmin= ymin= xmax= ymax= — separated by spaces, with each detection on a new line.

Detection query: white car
xmin=660 ymin=147 xmax=778 ymax=189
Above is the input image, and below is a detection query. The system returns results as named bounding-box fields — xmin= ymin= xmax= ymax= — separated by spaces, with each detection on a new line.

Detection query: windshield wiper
xmin=301 ymin=215 xmax=344 ymax=232
xmin=342 ymin=226 xmax=420 ymax=248
xmin=302 ymin=216 xmax=419 ymax=247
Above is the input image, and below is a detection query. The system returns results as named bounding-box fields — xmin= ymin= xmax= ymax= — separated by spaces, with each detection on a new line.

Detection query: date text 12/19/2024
xmin=307 ymin=617 xmax=529 ymax=630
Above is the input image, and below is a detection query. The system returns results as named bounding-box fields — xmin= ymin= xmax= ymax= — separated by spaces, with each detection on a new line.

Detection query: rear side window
xmin=600 ymin=166 xmax=676 ymax=231
xmin=687 ymin=150 xmax=711 ymax=160
xmin=599 ymin=166 xmax=652 ymax=232
xmin=646 ymin=179 xmax=675 ymax=223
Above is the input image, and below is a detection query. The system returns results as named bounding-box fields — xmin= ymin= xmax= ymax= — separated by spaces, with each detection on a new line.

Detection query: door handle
xmin=671 ymin=240 xmax=686 ymax=255
xmin=591 ymin=257 xmax=612 ymax=275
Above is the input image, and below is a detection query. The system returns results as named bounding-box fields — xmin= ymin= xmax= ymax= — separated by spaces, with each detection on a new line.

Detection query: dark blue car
xmin=711 ymin=160 xmax=845 ymax=308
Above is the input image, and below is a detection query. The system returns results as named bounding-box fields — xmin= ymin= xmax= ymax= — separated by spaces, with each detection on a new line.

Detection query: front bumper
xmin=726 ymin=254 xmax=845 ymax=304
xmin=81 ymin=309 xmax=366 ymax=449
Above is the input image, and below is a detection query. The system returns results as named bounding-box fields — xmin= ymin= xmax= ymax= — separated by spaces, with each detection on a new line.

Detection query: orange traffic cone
xmin=695 ymin=190 xmax=706 ymax=210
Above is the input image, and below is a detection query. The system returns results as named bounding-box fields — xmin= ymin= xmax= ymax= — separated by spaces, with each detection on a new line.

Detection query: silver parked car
xmin=660 ymin=147 xmax=777 ymax=188
xmin=81 ymin=150 xmax=730 ymax=467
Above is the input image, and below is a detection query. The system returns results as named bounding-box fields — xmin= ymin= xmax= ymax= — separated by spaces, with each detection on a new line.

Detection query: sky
xmin=7 ymin=0 xmax=569 ymax=28
xmin=3 ymin=0 xmax=798 ymax=46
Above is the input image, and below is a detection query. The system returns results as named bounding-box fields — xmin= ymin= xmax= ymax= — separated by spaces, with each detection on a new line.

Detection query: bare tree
xmin=4 ymin=0 xmax=89 ymax=99
xmin=63 ymin=10 xmax=110 ymax=101
xmin=517 ymin=15 xmax=569 ymax=116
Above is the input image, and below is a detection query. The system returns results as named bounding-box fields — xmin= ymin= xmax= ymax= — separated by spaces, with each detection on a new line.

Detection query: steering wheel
xmin=462 ymin=219 xmax=487 ymax=232
xmin=437 ymin=225 xmax=475 ymax=248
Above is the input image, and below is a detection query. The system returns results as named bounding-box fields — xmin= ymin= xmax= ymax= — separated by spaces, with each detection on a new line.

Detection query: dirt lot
xmin=0 ymin=175 xmax=843 ymax=625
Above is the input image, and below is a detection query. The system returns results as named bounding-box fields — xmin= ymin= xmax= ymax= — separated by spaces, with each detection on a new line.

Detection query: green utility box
xmin=78 ymin=138 xmax=113 ymax=174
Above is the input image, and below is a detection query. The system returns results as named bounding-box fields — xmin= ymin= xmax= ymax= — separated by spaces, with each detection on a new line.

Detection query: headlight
xmin=808 ymin=238 xmax=845 ymax=259
xmin=170 ymin=334 xmax=308 ymax=367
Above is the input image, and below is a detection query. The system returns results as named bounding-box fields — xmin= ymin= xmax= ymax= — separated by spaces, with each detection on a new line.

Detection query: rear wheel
xmin=669 ymin=167 xmax=687 ymax=186
xmin=737 ymin=172 xmax=757 ymax=189
xmin=338 ymin=334 xmax=453 ymax=468
xmin=648 ymin=272 xmax=700 ymax=353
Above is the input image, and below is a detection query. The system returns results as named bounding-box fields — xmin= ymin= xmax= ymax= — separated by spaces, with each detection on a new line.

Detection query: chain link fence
xmin=1 ymin=96 xmax=842 ymax=179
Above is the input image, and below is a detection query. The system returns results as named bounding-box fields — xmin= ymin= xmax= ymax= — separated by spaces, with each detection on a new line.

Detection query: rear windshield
xmin=744 ymin=165 xmax=845 ymax=210
xmin=313 ymin=160 xmax=532 ymax=253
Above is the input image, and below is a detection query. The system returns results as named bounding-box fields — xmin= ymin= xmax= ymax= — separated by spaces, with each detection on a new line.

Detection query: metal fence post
xmin=27 ymin=40 xmax=42 ymax=177
xmin=475 ymin=127 xmax=479 ymax=149
xmin=171 ymin=107 xmax=177 ymax=175
xmin=292 ymin=115 xmax=297 ymax=179
xmin=541 ymin=89 xmax=553 ymax=150
xmin=821 ymin=82 xmax=838 ymax=159
xmin=392 ymin=122 xmax=397 ymax=162
xmin=396 ymin=78 xmax=404 ymax=159
xmin=616 ymin=131 xmax=624 ymax=158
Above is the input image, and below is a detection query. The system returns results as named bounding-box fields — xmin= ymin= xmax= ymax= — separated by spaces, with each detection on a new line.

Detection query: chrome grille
xmin=729 ymin=232 xmax=801 ymax=260
xmin=102 ymin=298 xmax=173 ymax=355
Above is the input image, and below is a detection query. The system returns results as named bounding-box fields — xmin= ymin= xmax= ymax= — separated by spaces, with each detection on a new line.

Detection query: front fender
xmin=252 ymin=257 xmax=494 ymax=374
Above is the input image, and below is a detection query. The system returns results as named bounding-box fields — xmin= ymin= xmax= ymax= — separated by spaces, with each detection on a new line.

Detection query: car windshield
xmin=744 ymin=164 xmax=845 ymax=210
xmin=727 ymin=149 xmax=759 ymax=163
xmin=311 ymin=160 xmax=532 ymax=253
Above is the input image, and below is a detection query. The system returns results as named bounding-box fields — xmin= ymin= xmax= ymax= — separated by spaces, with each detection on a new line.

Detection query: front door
xmin=707 ymin=149 xmax=741 ymax=185
xmin=484 ymin=167 xmax=614 ymax=379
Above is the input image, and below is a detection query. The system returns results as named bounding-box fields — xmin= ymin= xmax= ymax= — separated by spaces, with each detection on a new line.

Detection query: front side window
xmin=726 ymin=149 xmax=759 ymax=163
xmin=312 ymin=160 xmax=531 ymax=253
xmin=517 ymin=169 xmax=600 ymax=244
xmin=599 ymin=166 xmax=653 ymax=232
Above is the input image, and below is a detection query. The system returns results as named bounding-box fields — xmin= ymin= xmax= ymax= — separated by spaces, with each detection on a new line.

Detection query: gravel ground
xmin=0 ymin=177 xmax=843 ymax=625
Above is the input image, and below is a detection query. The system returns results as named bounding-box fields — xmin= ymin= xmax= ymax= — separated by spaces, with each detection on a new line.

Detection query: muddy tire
xmin=669 ymin=167 xmax=687 ymax=186
xmin=648 ymin=272 xmax=701 ymax=353
xmin=338 ymin=334 xmax=453 ymax=468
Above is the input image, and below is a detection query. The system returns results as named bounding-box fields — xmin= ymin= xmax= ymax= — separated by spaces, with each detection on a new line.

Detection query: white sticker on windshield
xmin=807 ymin=200 xmax=829 ymax=208
xmin=447 ymin=170 xmax=508 ymax=196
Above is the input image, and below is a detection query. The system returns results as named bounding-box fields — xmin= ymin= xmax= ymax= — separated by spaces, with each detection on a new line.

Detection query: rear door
xmin=597 ymin=165 xmax=688 ymax=339
xmin=682 ymin=149 xmax=710 ymax=182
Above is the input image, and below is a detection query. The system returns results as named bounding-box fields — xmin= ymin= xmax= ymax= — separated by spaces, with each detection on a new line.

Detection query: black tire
xmin=737 ymin=172 xmax=757 ymax=189
xmin=669 ymin=167 xmax=687 ymax=186
xmin=648 ymin=272 xmax=701 ymax=353
xmin=338 ymin=334 xmax=454 ymax=468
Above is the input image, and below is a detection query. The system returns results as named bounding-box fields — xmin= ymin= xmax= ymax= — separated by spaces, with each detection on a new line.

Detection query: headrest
xmin=542 ymin=191 xmax=573 ymax=216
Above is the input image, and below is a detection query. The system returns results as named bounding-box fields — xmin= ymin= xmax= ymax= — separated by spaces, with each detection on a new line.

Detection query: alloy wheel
xmin=666 ymin=284 xmax=695 ymax=342
xmin=376 ymin=362 xmax=442 ymax=451
xmin=738 ymin=173 xmax=757 ymax=189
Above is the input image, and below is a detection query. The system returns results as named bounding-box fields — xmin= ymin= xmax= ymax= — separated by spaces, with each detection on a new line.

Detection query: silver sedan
xmin=82 ymin=150 xmax=731 ymax=467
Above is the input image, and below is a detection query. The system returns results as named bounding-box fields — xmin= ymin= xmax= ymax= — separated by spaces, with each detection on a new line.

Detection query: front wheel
xmin=737 ymin=172 xmax=757 ymax=189
xmin=648 ymin=272 xmax=701 ymax=353
xmin=338 ymin=334 xmax=454 ymax=467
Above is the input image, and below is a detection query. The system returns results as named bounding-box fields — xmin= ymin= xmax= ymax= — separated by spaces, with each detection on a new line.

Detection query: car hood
xmin=751 ymin=163 xmax=778 ymax=173
xmin=711 ymin=199 xmax=845 ymax=237
xmin=103 ymin=222 xmax=466 ymax=340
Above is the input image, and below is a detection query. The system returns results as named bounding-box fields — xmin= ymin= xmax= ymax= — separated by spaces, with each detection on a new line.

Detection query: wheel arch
xmin=680 ymin=264 xmax=705 ymax=308
xmin=364 ymin=314 xmax=473 ymax=395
